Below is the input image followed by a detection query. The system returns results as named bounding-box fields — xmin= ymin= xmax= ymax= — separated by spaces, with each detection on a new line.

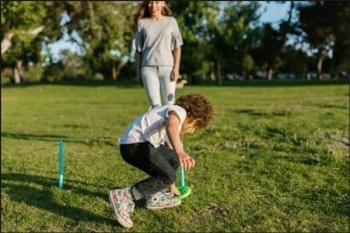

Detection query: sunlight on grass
xmin=1 ymin=82 xmax=349 ymax=232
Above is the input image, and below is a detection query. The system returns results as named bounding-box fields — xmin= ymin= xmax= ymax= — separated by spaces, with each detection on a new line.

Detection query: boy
xmin=109 ymin=93 xmax=213 ymax=228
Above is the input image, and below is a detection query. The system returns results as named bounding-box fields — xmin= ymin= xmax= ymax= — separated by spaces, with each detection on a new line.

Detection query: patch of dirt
xmin=193 ymin=203 xmax=230 ymax=219
xmin=208 ymin=203 xmax=230 ymax=218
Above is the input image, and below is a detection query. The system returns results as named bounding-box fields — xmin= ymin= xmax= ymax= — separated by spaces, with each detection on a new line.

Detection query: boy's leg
xmin=120 ymin=142 xmax=178 ymax=199
xmin=144 ymin=144 xmax=182 ymax=210
xmin=157 ymin=144 xmax=180 ymax=170
xmin=109 ymin=188 xmax=135 ymax=228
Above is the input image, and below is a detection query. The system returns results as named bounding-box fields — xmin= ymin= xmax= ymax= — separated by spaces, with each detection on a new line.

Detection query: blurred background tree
xmin=1 ymin=1 xmax=349 ymax=85
xmin=1 ymin=1 xmax=63 ymax=84
xmin=299 ymin=1 xmax=350 ymax=80
xmin=56 ymin=1 xmax=136 ymax=80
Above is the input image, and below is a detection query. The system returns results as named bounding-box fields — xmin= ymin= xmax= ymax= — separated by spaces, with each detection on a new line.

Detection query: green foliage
xmin=280 ymin=47 xmax=309 ymax=75
xmin=1 ymin=68 xmax=13 ymax=85
xmin=208 ymin=2 xmax=262 ymax=74
xmin=242 ymin=54 xmax=255 ymax=78
xmin=1 ymin=1 xmax=47 ymax=33
xmin=298 ymin=1 xmax=350 ymax=78
xmin=170 ymin=1 xmax=220 ymax=78
xmin=63 ymin=2 xmax=136 ymax=79
xmin=252 ymin=23 xmax=284 ymax=72
xmin=1 ymin=1 xmax=348 ymax=83
xmin=42 ymin=51 xmax=91 ymax=82
xmin=42 ymin=62 xmax=65 ymax=82
xmin=25 ymin=64 xmax=45 ymax=83
xmin=170 ymin=1 xmax=262 ymax=80
xmin=1 ymin=1 xmax=62 ymax=83
xmin=1 ymin=83 xmax=349 ymax=232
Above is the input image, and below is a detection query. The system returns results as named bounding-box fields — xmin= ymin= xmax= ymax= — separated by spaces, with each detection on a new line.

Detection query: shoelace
xmin=126 ymin=199 xmax=135 ymax=213
xmin=160 ymin=191 xmax=174 ymax=200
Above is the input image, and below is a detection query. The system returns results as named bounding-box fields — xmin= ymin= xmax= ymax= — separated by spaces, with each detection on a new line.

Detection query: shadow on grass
xmin=1 ymin=79 xmax=141 ymax=89
xmin=1 ymin=132 xmax=116 ymax=147
xmin=2 ymin=173 xmax=117 ymax=226
xmin=234 ymin=108 xmax=293 ymax=117
xmin=2 ymin=78 xmax=349 ymax=88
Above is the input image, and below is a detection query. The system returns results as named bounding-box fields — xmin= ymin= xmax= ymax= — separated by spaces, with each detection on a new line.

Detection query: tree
xmin=298 ymin=1 xmax=350 ymax=79
xmin=205 ymin=1 xmax=261 ymax=84
xmin=252 ymin=23 xmax=284 ymax=80
xmin=169 ymin=1 xmax=220 ymax=84
xmin=1 ymin=1 xmax=63 ymax=84
xmin=279 ymin=45 xmax=310 ymax=78
xmin=62 ymin=1 xmax=136 ymax=80
xmin=253 ymin=1 xmax=298 ymax=81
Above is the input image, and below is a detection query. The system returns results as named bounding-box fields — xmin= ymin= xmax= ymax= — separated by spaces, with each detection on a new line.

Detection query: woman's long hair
xmin=133 ymin=1 xmax=173 ymax=32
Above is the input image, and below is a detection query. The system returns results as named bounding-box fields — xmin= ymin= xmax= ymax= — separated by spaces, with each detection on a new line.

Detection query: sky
xmin=259 ymin=1 xmax=291 ymax=24
xmin=44 ymin=1 xmax=291 ymax=62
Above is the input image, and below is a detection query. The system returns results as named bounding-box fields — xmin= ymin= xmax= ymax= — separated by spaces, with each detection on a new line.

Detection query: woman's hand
xmin=171 ymin=67 xmax=179 ymax=82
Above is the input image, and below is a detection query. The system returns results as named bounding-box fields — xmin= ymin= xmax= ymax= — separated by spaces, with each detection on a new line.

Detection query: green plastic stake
xmin=176 ymin=166 xmax=192 ymax=199
xmin=58 ymin=140 xmax=64 ymax=189
xmin=180 ymin=166 xmax=186 ymax=186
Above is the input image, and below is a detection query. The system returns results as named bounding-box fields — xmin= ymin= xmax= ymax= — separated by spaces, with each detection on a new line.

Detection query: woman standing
xmin=133 ymin=1 xmax=183 ymax=109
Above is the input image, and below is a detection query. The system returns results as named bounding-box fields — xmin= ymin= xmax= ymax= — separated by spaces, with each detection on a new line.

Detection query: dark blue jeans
xmin=119 ymin=142 xmax=179 ymax=200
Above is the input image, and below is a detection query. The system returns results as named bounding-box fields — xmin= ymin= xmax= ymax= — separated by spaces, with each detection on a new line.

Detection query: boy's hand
xmin=170 ymin=183 xmax=180 ymax=195
xmin=178 ymin=152 xmax=196 ymax=171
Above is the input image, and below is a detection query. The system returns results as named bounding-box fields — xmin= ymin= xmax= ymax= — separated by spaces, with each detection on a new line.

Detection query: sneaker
xmin=109 ymin=189 xmax=135 ymax=228
xmin=145 ymin=191 xmax=181 ymax=210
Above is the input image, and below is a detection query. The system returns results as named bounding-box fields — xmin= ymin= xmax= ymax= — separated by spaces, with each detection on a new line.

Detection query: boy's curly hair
xmin=175 ymin=93 xmax=214 ymax=129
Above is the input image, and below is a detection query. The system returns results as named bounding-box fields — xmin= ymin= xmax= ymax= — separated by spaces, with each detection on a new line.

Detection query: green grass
xmin=1 ymin=81 xmax=349 ymax=232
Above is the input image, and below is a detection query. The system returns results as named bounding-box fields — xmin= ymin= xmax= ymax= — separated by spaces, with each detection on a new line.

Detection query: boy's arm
xmin=166 ymin=111 xmax=195 ymax=171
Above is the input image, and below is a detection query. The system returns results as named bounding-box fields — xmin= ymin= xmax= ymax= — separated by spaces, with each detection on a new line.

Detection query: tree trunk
xmin=13 ymin=67 xmax=21 ymax=84
xmin=2 ymin=26 xmax=44 ymax=55
xmin=13 ymin=60 xmax=23 ymax=84
xmin=112 ymin=65 xmax=117 ymax=80
xmin=243 ymin=71 xmax=247 ymax=80
xmin=113 ymin=60 xmax=127 ymax=80
xmin=28 ymin=26 xmax=44 ymax=36
xmin=216 ymin=60 xmax=222 ymax=86
xmin=316 ymin=49 xmax=326 ymax=80
xmin=1 ymin=32 xmax=14 ymax=55
xmin=88 ymin=2 xmax=95 ymax=20
xmin=267 ymin=67 xmax=273 ymax=81
xmin=87 ymin=2 xmax=97 ymax=37
xmin=210 ymin=62 xmax=216 ymax=81
xmin=13 ymin=59 xmax=25 ymax=84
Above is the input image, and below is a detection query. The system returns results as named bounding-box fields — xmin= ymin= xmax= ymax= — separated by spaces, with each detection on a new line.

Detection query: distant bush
xmin=1 ymin=68 xmax=13 ymax=85
xmin=42 ymin=62 xmax=65 ymax=82
xmin=91 ymin=73 xmax=104 ymax=81
xmin=25 ymin=64 xmax=44 ymax=83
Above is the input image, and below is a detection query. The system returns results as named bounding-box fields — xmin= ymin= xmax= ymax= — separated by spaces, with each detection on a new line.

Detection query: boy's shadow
xmin=2 ymin=173 xmax=117 ymax=226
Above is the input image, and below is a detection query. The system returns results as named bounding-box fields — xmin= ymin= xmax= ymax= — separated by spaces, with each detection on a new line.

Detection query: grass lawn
xmin=1 ymin=81 xmax=349 ymax=232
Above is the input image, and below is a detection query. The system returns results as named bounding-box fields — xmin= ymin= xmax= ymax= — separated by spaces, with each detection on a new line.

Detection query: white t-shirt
xmin=120 ymin=105 xmax=187 ymax=148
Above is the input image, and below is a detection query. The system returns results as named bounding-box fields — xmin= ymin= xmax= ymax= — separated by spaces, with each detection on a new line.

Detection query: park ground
xmin=1 ymin=80 xmax=349 ymax=232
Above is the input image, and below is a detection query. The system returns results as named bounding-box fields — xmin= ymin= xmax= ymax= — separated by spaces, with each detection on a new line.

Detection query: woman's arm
xmin=171 ymin=47 xmax=181 ymax=81
xmin=135 ymin=52 xmax=142 ymax=86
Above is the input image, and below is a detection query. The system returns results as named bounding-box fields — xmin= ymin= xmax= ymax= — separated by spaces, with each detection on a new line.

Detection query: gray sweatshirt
xmin=132 ymin=16 xmax=183 ymax=67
